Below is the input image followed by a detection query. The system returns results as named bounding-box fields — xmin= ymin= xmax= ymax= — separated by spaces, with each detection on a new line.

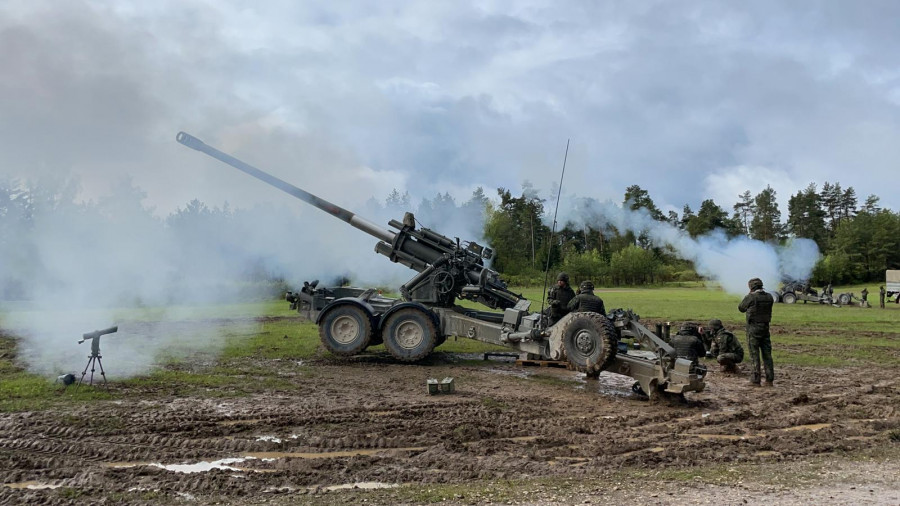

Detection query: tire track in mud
xmin=2 ymin=361 xmax=898 ymax=502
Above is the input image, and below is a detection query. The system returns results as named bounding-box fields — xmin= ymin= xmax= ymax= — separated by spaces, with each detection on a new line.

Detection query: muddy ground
xmin=2 ymin=327 xmax=899 ymax=505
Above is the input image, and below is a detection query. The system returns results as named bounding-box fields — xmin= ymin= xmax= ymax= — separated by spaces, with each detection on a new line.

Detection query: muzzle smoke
xmin=565 ymin=198 xmax=819 ymax=294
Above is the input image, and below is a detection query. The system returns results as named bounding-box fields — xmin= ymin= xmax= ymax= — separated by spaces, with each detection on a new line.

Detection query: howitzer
xmin=177 ymin=132 xmax=705 ymax=398
xmin=176 ymin=132 xmax=518 ymax=311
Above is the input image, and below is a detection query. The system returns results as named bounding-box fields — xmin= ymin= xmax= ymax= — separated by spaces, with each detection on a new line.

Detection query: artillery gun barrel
xmin=176 ymin=132 xmax=395 ymax=244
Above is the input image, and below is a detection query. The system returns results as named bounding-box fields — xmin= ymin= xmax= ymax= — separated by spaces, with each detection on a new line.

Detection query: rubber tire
xmin=838 ymin=293 xmax=851 ymax=305
xmin=318 ymin=305 xmax=373 ymax=356
xmin=382 ymin=308 xmax=438 ymax=362
xmin=561 ymin=312 xmax=617 ymax=375
xmin=782 ymin=292 xmax=796 ymax=304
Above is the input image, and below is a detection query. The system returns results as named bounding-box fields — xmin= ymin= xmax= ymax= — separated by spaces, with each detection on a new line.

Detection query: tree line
xmin=1 ymin=177 xmax=898 ymax=302
xmin=481 ymin=181 xmax=900 ymax=287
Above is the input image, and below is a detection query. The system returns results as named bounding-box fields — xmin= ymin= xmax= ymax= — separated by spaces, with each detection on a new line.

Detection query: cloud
xmin=4 ymin=1 xmax=900 ymax=216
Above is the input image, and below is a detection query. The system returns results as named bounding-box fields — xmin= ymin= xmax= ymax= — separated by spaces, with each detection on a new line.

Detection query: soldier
xmin=567 ymin=280 xmax=606 ymax=315
xmin=824 ymin=282 xmax=833 ymax=300
xmin=545 ymin=272 xmax=576 ymax=326
xmin=707 ymin=319 xmax=744 ymax=373
xmin=670 ymin=323 xmax=707 ymax=364
xmin=860 ymin=288 xmax=869 ymax=307
xmin=738 ymin=277 xmax=775 ymax=387
xmin=880 ymin=286 xmax=886 ymax=309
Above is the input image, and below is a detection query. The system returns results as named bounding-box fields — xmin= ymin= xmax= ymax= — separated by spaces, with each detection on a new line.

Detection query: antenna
xmin=539 ymin=140 xmax=570 ymax=326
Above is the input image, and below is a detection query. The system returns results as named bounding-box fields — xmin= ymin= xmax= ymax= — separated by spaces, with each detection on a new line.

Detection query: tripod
xmin=77 ymin=352 xmax=108 ymax=390
xmin=76 ymin=326 xmax=117 ymax=390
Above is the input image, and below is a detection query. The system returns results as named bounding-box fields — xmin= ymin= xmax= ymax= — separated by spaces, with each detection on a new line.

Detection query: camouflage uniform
xmin=738 ymin=278 xmax=775 ymax=385
xmin=546 ymin=273 xmax=576 ymax=326
xmin=670 ymin=324 xmax=707 ymax=364
xmin=880 ymin=286 xmax=886 ymax=309
xmin=567 ymin=281 xmax=606 ymax=315
xmin=708 ymin=319 xmax=744 ymax=373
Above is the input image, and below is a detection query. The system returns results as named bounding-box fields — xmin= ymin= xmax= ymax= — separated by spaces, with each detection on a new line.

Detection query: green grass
xmin=2 ymin=284 xmax=899 ymax=412
xmin=0 ymin=372 xmax=114 ymax=412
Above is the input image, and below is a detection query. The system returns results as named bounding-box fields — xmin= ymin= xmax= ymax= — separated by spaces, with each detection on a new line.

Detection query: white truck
xmin=887 ymin=270 xmax=900 ymax=301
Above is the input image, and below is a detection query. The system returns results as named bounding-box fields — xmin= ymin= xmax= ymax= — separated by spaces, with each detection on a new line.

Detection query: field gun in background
xmin=776 ymin=279 xmax=854 ymax=306
xmin=177 ymin=132 xmax=704 ymax=399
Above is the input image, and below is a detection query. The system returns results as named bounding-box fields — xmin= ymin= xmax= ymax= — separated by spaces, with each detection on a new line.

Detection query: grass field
xmin=2 ymin=283 xmax=899 ymax=412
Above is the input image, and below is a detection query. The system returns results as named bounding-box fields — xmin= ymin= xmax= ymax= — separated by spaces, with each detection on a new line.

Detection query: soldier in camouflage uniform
xmin=670 ymin=322 xmax=707 ymax=364
xmin=880 ymin=286 xmax=886 ymax=309
xmin=707 ymin=319 xmax=744 ymax=373
xmin=545 ymin=272 xmax=576 ymax=326
xmin=567 ymin=280 xmax=606 ymax=315
xmin=738 ymin=277 xmax=775 ymax=386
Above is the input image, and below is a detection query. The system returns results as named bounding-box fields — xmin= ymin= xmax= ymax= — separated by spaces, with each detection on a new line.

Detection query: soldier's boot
xmin=764 ymin=380 xmax=774 ymax=387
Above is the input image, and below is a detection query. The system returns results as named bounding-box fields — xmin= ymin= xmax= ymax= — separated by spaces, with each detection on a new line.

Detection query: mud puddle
xmin=319 ymin=482 xmax=400 ymax=492
xmin=4 ymin=481 xmax=62 ymax=490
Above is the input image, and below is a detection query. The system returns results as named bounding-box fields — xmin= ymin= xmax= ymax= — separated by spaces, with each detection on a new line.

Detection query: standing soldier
xmin=707 ymin=319 xmax=744 ymax=373
xmin=824 ymin=282 xmax=834 ymax=301
xmin=546 ymin=272 xmax=576 ymax=326
xmin=860 ymin=288 xmax=869 ymax=307
xmin=567 ymin=280 xmax=606 ymax=315
xmin=879 ymin=286 xmax=886 ymax=308
xmin=738 ymin=277 xmax=775 ymax=387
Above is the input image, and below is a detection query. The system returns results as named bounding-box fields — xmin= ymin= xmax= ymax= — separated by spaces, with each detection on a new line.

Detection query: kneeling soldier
xmin=707 ymin=319 xmax=744 ymax=373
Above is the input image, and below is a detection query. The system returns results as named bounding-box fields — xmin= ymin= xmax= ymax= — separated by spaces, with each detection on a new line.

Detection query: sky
xmin=2 ymin=0 xmax=899 ymax=217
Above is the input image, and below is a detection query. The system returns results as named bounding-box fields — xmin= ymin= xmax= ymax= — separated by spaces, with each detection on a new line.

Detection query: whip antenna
xmin=539 ymin=140 xmax=570 ymax=326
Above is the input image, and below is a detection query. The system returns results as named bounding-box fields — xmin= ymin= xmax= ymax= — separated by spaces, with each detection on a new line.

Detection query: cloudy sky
xmin=2 ymin=0 xmax=899 ymax=218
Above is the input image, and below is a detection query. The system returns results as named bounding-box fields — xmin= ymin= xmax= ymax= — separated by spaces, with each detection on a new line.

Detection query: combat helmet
xmin=579 ymin=280 xmax=594 ymax=292
xmin=557 ymin=272 xmax=569 ymax=283
xmin=748 ymin=277 xmax=764 ymax=290
xmin=678 ymin=321 xmax=700 ymax=336
xmin=708 ymin=318 xmax=723 ymax=330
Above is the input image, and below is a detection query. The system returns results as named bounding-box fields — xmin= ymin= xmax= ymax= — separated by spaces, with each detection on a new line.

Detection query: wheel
xmin=560 ymin=312 xmax=617 ymax=375
xmin=632 ymin=381 xmax=646 ymax=396
xmin=381 ymin=308 xmax=438 ymax=362
xmin=318 ymin=305 xmax=373 ymax=356
xmin=838 ymin=293 xmax=851 ymax=305
xmin=782 ymin=292 xmax=796 ymax=304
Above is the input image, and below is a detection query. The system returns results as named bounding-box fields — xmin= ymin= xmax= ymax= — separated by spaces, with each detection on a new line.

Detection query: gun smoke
xmin=562 ymin=197 xmax=819 ymax=295
xmin=0 ymin=176 xmax=422 ymax=379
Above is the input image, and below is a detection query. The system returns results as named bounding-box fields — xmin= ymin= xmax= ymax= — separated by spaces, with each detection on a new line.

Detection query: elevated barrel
xmin=176 ymin=132 xmax=395 ymax=244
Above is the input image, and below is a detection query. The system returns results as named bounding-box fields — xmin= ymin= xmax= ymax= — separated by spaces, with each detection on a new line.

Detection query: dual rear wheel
xmin=318 ymin=305 xmax=373 ymax=356
xmin=319 ymin=305 xmax=438 ymax=361
xmin=381 ymin=308 xmax=438 ymax=361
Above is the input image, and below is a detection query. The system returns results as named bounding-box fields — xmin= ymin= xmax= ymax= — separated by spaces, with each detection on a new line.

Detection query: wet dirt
xmin=1 ymin=349 xmax=899 ymax=504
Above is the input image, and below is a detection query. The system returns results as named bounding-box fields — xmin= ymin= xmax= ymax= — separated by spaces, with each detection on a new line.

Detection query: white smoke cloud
xmin=0 ymin=163 xmax=485 ymax=378
xmin=564 ymin=197 xmax=819 ymax=294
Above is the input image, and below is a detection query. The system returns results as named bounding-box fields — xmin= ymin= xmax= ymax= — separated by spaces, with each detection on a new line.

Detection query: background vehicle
xmin=778 ymin=279 xmax=853 ymax=306
xmin=887 ymin=270 xmax=900 ymax=300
